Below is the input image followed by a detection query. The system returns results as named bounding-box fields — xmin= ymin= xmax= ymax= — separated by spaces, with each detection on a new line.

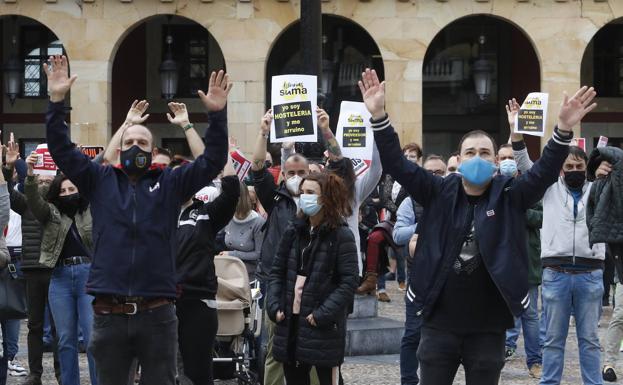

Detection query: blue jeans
xmin=505 ymin=285 xmax=542 ymax=368
xmin=0 ymin=322 xmax=7 ymax=385
xmin=3 ymin=320 xmax=20 ymax=362
xmin=540 ymin=268 xmax=603 ymax=385
xmin=48 ymin=263 xmax=97 ymax=385
xmin=395 ymin=247 xmax=407 ymax=283
xmin=401 ymin=295 xmax=422 ymax=385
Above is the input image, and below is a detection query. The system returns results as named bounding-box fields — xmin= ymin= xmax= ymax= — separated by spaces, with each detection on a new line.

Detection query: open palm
xmin=558 ymin=86 xmax=597 ymax=131
xmin=43 ymin=55 xmax=77 ymax=102
xmin=198 ymin=70 xmax=233 ymax=112
xmin=167 ymin=102 xmax=190 ymax=126
xmin=358 ymin=68 xmax=386 ymax=119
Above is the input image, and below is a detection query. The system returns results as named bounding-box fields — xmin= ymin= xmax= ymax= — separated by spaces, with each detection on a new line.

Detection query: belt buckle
xmin=124 ymin=302 xmax=138 ymax=315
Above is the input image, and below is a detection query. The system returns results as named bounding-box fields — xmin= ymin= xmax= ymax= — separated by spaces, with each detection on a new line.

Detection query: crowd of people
xmin=0 ymin=54 xmax=622 ymax=385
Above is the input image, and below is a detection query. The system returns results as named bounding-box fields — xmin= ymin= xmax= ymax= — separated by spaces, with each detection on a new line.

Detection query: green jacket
xmin=25 ymin=175 xmax=93 ymax=268
xmin=526 ymin=202 xmax=543 ymax=286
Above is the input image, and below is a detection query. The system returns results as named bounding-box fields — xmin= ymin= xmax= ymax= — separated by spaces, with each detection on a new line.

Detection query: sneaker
xmin=604 ymin=366 xmax=617 ymax=382
xmin=378 ymin=292 xmax=391 ymax=302
xmin=619 ymin=340 xmax=623 ymax=352
xmin=528 ymin=363 xmax=542 ymax=379
xmin=398 ymin=282 xmax=407 ymax=291
xmin=504 ymin=347 xmax=515 ymax=361
xmin=21 ymin=375 xmax=42 ymax=385
xmin=9 ymin=360 xmax=28 ymax=377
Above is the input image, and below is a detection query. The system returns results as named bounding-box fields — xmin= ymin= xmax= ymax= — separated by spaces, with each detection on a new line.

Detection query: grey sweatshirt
xmin=224 ymin=210 xmax=265 ymax=277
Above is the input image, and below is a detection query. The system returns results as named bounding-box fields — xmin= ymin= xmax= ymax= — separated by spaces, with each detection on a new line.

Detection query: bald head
xmin=121 ymin=124 xmax=154 ymax=152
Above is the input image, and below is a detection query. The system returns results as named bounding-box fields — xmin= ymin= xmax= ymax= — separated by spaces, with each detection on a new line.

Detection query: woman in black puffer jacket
xmin=267 ymin=172 xmax=358 ymax=385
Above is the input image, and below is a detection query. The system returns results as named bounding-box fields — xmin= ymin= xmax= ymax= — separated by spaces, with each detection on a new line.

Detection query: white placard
xmin=514 ymin=92 xmax=549 ymax=137
xmin=335 ymin=101 xmax=373 ymax=177
xmin=270 ymin=75 xmax=317 ymax=143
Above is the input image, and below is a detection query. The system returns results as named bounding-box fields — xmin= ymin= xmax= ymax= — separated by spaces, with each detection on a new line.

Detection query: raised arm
xmin=355 ymin=141 xmax=383 ymax=203
xmin=318 ymin=108 xmax=342 ymax=161
xmin=24 ymin=153 xmax=52 ymax=224
xmin=252 ymin=110 xmax=272 ymax=172
xmin=170 ymin=70 xmax=232 ymax=203
xmin=103 ymin=100 xmax=151 ymax=165
xmin=511 ymin=87 xmax=597 ymax=210
xmin=359 ymin=68 xmax=442 ymax=207
xmin=167 ymin=102 xmax=205 ymax=159
xmin=44 ymin=55 xmax=100 ymax=197
xmin=505 ymin=98 xmax=534 ymax=173
xmin=203 ymin=175 xmax=240 ymax=234
xmin=250 ymin=111 xmax=279 ymax=213
xmin=0 ymin=166 xmax=10 ymax=231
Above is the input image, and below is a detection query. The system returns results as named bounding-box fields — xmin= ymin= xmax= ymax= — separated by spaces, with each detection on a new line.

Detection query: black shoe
xmin=603 ymin=366 xmax=617 ymax=382
xmin=384 ymin=272 xmax=396 ymax=281
xmin=21 ymin=375 xmax=43 ymax=385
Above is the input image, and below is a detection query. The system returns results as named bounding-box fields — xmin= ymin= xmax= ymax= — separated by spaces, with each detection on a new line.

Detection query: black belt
xmin=62 ymin=256 xmax=91 ymax=266
xmin=546 ymin=266 xmax=597 ymax=275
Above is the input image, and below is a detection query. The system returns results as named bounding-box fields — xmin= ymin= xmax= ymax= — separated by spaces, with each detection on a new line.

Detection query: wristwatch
xmin=183 ymin=123 xmax=194 ymax=131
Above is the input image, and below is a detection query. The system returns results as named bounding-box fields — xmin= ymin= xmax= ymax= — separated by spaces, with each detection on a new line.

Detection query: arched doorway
xmin=1 ymin=15 xmax=68 ymax=155
xmin=266 ymin=15 xmax=384 ymax=159
xmin=111 ymin=15 xmax=225 ymax=157
xmin=422 ymin=15 xmax=541 ymax=158
xmin=580 ymin=18 xmax=623 ymax=154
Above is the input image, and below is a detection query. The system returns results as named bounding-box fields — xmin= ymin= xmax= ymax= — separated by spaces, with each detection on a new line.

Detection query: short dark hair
xmin=498 ymin=143 xmax=513 ymax=152
xmin=424 ymin=154 xmax=445 ymax=163
xmin=568 ymin=146 xmax=588 ymax=163
xmin=46 ymin=173 xmax=89 ymax=214
xmin=457 ymin=130 xmax=498 ymax=154
xmin=402 ymin=142 xmax=422 ymax=159
xmin=155 ymin=147 xmax=172 ymax=159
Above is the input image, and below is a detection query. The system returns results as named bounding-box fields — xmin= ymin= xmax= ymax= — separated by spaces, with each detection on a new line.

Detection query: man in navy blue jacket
xmin=358 ymin=68 xmax=596 ymax=385
xmin=43 ymin=55 xmax=231 ymax=385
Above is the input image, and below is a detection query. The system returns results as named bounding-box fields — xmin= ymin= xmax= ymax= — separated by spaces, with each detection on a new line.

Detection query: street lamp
xmin=472 ymin=34 xmax=493 ymax=101
xmin=3 ymin=55 xmax=22 ymax=106
xmin=159 ymin=34 xmax=178 ymax=101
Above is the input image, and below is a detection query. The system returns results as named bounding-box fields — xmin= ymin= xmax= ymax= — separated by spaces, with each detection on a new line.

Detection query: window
xmin=592 ymin=24 xmax=623 ymax=97
xmin=163 ymin=25 xmax=225 ymax=98
xmin=21 ymin=27 xmax=65 ymax=98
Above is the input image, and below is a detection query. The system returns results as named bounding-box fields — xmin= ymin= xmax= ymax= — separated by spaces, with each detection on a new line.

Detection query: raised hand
xmin=260 ymin=109 xmax=273 ymax=136
xmin=505 ymin=98 xmax=521 ymax=128
xmin=317 ymin=108 xmax=330 ymax=131
xmin=43 ymin=55 xmax=77 ymax=103
xmin=125 ymin=100 xmax=150 ymax=126
xmin=166 ymin=102 xmax=190 ymax=127
xmin=358 ymin=68 xmax=386 ymax=120
xmin=198 ymin=70 xmax=233 ymax=112
xmin=557 ymin=86 xmax=597 ymax=132
xmin=26 ymin=152 xmax=38 ymax=177
xmin=5 ymin=133 xmax=19 ymax=167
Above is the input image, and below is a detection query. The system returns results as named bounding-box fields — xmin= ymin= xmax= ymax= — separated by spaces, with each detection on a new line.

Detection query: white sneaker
xmin=620 ymin=340 xmax=623 ymax=352
xmin=8 ymin=360 xmax=28 ymax=376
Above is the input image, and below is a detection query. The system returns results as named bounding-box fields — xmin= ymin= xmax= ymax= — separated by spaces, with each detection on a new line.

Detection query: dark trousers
xmin=176 ymin=299 xmax=218 ymax=385
xmin=283 ymin=362 xmax=335 ymax=385
xmin=417 ymin=327 xmax=505 ymax=385
xmin=23 ymin=270 xmax=61 ymax=380
xmin=88 ymin=303 xmax=178 ymax=385
xmin=401 ymin=297 xmax=422 ymax=385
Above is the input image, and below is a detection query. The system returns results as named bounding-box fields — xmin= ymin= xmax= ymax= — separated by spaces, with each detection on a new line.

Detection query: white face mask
xmin=285 ymin=175 xmax=302 ymax=196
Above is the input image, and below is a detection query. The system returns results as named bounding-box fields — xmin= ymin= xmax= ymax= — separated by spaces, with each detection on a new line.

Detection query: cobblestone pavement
xmin=6 ymin=281 xmax=616 ymax=385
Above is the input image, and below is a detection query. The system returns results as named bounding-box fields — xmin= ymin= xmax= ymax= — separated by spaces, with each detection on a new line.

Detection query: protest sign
xmin=230 ymin=150 xmax=252 ymax=181
xmin=336 ymin=101 xmax=373 ymax=177
xmin=571 ymin=138 xmax=586 ymax=152
xmin=515 ymin=93 xmax=549 ymax=137
xmin=80 ymin=146 xmax=104 ymax=159
xmin=270 ymin=75 xmax=317 ymax=143
xmin=597 ymin=136 xmax=609 ymax=148
xmin=33 ymin=144 xmax=57 ymax=176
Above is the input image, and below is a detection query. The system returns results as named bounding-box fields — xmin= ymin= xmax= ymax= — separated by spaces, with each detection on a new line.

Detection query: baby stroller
xmin=213 ymin=255 xmax=263 ymax=385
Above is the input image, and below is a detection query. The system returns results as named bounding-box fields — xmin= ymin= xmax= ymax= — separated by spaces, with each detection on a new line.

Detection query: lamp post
xmin=472 ymin=34 xmax=493 ymax=101
xmin=3 ymin=20 xmax=22 ymax=106
xmin=159 ymin=33 xmax=178 ymax=101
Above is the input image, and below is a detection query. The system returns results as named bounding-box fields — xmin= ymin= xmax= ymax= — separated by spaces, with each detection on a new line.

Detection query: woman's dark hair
xmin=46 ymin=173 xmax=89 ymax=213
xmin=300 ymin=172 xmax=352 ymax=229
xmin=325 ymin=158 xmax=356 ymax=204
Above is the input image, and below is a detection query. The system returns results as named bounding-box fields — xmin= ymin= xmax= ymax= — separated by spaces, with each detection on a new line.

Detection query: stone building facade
xmin=1 ymin=0 xmax=622 ymax=156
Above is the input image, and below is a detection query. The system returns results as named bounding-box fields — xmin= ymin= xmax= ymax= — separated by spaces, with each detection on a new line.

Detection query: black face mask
xmin=57 ymin=193 xmax=81 ymax=217
xmin=564 ymin=170 xmax=586 ymax=189
xmin=120 ymin=145 xmax=152 ymax=178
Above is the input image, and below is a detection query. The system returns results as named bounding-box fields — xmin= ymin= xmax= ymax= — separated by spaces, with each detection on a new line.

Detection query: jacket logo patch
xmin=190 ymin=210 xmax=198 ymax=220
xmin=486 ymin=210 xmax=495 ymax=217
xmin=149 ymin=182 xmax=160 ymax=193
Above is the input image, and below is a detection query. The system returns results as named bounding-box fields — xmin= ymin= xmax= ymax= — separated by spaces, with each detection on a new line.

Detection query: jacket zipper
xmin=129 ymin=187 xmax=137 ymax=297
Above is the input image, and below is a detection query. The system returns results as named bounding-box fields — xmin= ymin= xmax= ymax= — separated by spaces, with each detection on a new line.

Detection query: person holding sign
xmin=43 ymin=55 xmax=231 ymax=385
xmin=360 ymin=66 xmax=596 ymax=385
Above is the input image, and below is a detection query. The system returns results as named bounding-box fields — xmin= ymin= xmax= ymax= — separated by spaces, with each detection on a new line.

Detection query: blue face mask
xmin=299 ymin=193 xmax=322 ymax=216
xmin=499 ymin=159 xmax=518 ymax=177
xmin=458 ymin=156 xmax=497 ymax=186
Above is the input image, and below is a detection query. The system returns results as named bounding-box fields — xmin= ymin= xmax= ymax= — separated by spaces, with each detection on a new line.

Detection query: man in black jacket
xmin=43 ymin=55 xmax=230 ymax=385
xmin=359 ymin=68 xmax=596 ymax=385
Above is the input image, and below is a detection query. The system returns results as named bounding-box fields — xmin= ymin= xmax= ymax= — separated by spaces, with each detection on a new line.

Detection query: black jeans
xmin=176 ymin=299 xmax=218 ymax=385
xmin=23 ymin=270 xmax=61 ymax=380
xmin=88 ymin=303 xmax=178 ymax=385
xmin=283 ymin=362 xmax=336 ymax=385
xmin=417 ymin=327 xmax=505 ymax=385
